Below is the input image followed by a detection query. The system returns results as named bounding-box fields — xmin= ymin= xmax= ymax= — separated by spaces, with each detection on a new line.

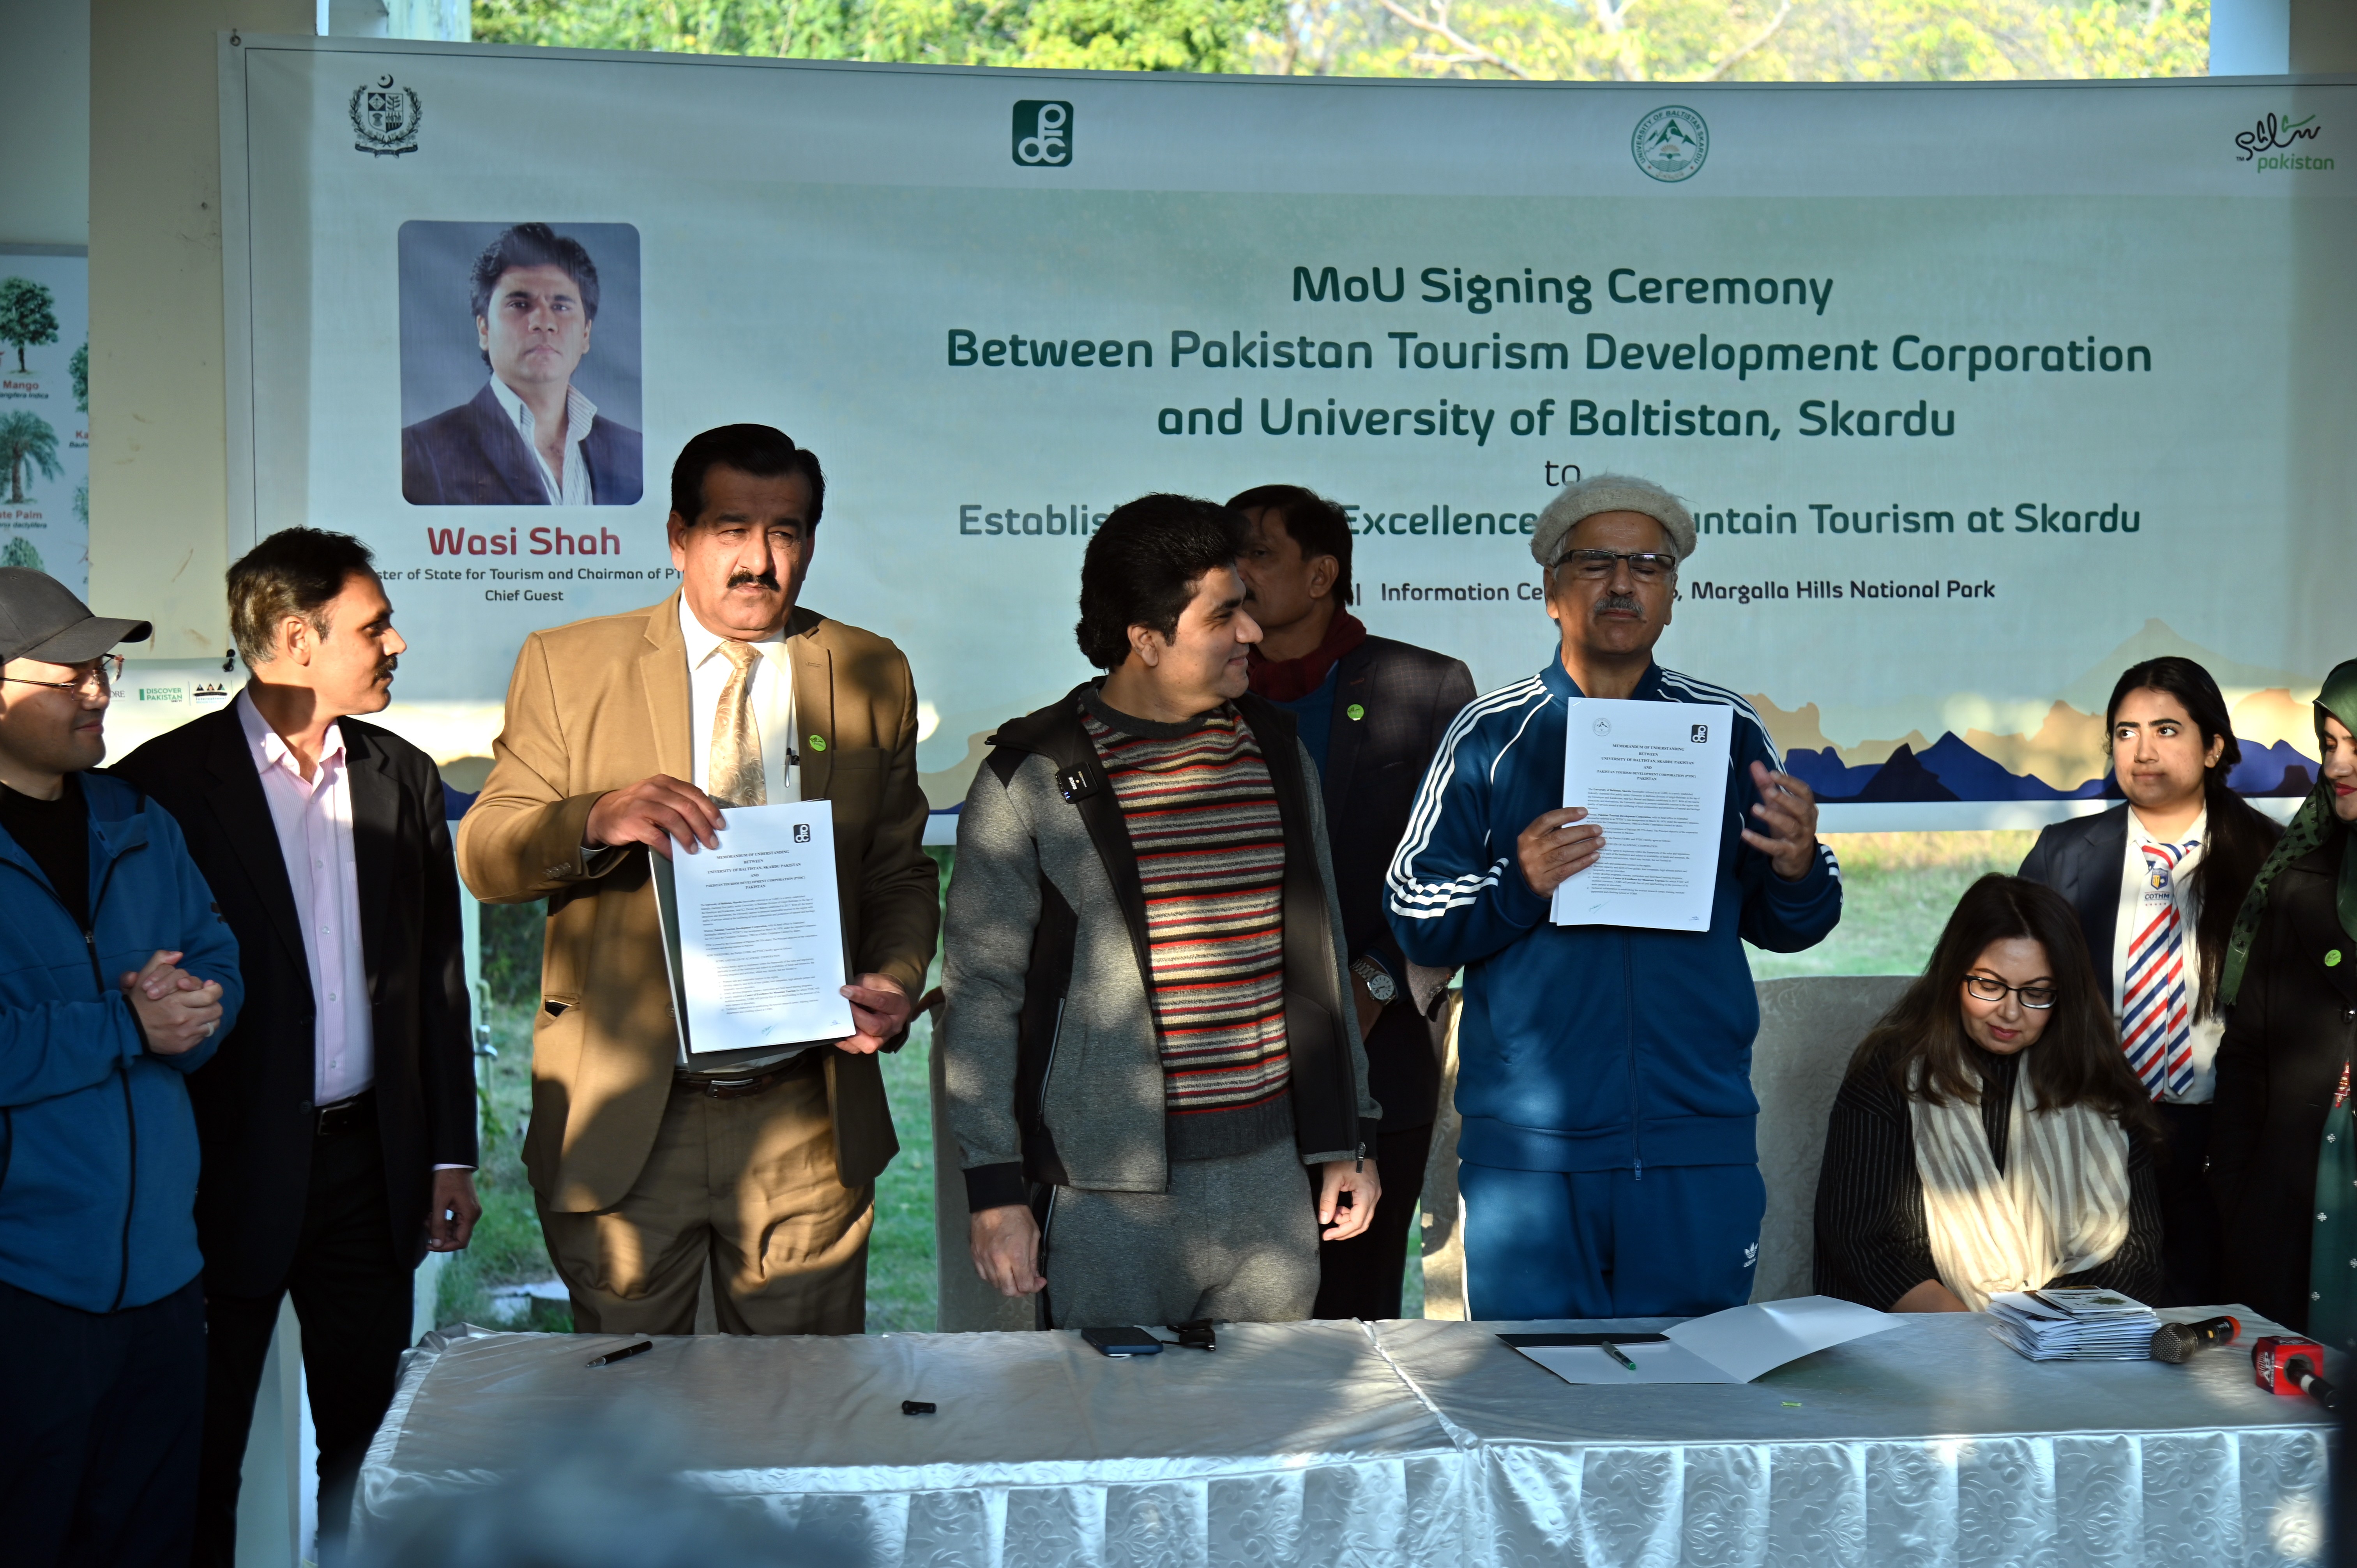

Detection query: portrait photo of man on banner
xmin=398 ymin=219 xmax=644 ymax=507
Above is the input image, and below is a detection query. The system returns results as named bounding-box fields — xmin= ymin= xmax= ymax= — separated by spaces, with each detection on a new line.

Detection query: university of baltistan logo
xmin=350 ymin=74 xmax=422 ymax=157
xmin=1632 ymin=105 xmax=1708 ymax=183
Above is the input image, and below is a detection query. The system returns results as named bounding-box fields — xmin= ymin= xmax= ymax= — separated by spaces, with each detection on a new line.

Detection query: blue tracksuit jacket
xmin=1385 ymin=658 xmax=1841 ymax=1174
xmin=0 ymin=772 xmax=240 ymax=1312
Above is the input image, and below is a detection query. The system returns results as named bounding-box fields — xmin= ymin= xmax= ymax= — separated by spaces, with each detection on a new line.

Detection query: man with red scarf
xmin=1229 ymin=485 xmax=1475 ymax=1317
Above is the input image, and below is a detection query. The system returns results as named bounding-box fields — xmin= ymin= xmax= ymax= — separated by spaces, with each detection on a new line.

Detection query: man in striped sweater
xmin=1386 ymin=474 xmax=1843 ymax=1321
xmin=940 ymin=495 xmax=1380 ymax=1327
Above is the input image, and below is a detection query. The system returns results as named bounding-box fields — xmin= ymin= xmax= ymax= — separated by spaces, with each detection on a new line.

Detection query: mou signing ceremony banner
xmin=214 ymin=35 xmax=2354 ymax=830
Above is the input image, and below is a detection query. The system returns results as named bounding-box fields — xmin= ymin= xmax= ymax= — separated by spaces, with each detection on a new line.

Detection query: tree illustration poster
xmin=0 ymin=249 xmax=88 ymax=599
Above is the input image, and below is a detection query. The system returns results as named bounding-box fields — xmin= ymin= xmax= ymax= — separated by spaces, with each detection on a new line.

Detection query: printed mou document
xmin=1551 ymin=697 xmax=1733 ymax=932
xmin=652 ymin=802 xmax=853 ymax=1059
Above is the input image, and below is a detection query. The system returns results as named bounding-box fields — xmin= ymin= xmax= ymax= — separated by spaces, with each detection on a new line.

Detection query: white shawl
xmin=1909 ymin=1059 xmax=2131 ymax=1312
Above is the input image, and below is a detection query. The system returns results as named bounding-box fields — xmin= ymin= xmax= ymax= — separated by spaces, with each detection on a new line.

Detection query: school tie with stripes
xmin=2120 ymin=841 xmax=2196 ymax=1099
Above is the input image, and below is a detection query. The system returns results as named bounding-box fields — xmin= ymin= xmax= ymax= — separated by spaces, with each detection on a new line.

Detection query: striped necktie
xmin=2121 ymin=840 xmax=2196 ymax=1099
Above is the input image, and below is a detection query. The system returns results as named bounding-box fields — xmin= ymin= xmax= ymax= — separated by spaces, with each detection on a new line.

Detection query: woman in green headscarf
xmin=2209 ymin=659 xmax=2357 ymax=1341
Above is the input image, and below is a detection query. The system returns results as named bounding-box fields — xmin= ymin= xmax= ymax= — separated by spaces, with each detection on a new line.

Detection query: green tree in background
xmin=475 ymin=0 xmax=1280 ymax=71
xmin=0 ymin=412 xmax=62 ymax=505
xmin=2 ymin=535 xmax=42 ymax=572
xmin=475 ymin=0 xmax=2206 ymax=79
xmin=0 ymin=279 xmax=60 ymax=375
xmin=1286 ymin=0 xmax=2207 ymax=81
xmin=73 ymin=479 xmax=88 ymax=528
xmin=70 ymin=342 xmax=87 ymax=414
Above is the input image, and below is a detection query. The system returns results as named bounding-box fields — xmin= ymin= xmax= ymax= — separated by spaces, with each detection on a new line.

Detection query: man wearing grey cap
xmin=1385 ymin=476 xmax=1841 ymax=1319
xmin=0 ymin=568 xmax=244 ymax=1567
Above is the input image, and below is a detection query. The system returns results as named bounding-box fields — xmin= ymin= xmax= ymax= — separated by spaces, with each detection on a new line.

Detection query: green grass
xmin=1745 ymin=831 xmax=2038 ymax=980
xmin=449 ymin=833 xmax=2011 ymax=1332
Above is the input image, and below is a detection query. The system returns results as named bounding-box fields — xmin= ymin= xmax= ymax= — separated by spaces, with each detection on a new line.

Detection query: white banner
xmin=217 ymin=36 xmax=2356 ymax=829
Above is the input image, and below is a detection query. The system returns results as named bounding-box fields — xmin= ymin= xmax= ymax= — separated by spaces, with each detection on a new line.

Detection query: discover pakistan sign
xmin=219 ymin=39 xmax=2353 ymax=828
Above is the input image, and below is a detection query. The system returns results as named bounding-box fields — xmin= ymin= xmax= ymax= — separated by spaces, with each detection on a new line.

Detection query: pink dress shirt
xmin=236 ymin=689 xmax=375 ymax=1105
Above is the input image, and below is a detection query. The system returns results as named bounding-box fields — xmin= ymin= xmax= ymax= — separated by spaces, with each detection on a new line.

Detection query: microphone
xmin=2150 ymin=1315 xmax=2240 ymax=1363
xmin=2253 ymin=1335 xmax=2345 ymax=1412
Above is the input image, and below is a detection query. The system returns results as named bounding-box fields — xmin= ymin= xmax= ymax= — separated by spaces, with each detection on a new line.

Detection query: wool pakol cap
xmin=1531 ymin=474 xmax=1698 ymax=567
xmin=0 ymin=568 xmax=151 ymax=666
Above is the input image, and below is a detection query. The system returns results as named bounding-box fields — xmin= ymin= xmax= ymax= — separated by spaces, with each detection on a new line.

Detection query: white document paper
xmin=1506 ymin=1296 xmax=1899 ymax=1386
xmin=654 ymin=801 xmax=853 ymax=1057
xmin=1552 ymin=697 xmax=1733 ymax=931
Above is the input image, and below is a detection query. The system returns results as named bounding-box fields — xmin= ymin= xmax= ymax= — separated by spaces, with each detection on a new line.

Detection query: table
xmin=356 ymin=1312 xmax=2331 ymax=1566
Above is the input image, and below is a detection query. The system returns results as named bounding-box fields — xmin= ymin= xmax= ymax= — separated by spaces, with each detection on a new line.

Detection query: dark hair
xmin=1226 ymin=484 xmax=1353 ymax=605
xmin=468 ymin=222 xmax=601 ymax=350
xmin=227 ymin=528 xmax=377 ymax=669
xmin=2104 ymin=656 xmax=2281 ymax=1018
xmin=1852 ymin=874 xmax=2159 ymax=1137
xmin=668 ymin=424 xmax=825 ymax=528
xmin=1074 ymin=495 xmax=1247 ymax=671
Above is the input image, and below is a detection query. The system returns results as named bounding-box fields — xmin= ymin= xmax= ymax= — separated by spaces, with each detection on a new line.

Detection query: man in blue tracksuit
xmin=0 ymin=569 xmax=242 ymax=1568
xmin=1386 ymin=476 xmax=1840 ymax=1320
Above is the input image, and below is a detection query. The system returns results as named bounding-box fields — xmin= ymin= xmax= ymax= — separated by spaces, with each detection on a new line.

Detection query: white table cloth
xmin=357 ymin=1311 xmax=2330 ymax=1566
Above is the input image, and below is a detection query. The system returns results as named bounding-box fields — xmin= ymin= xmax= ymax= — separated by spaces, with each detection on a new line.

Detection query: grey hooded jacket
xmin=941 ymin=685 xmax=1379 ymax=1211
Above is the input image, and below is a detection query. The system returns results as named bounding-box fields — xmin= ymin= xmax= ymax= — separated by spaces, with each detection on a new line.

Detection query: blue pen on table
xmin=585 ymin=1339 xmax=655 ymax=1368
xmin=1599 ymin=1341 xmax=1640 ymax=1373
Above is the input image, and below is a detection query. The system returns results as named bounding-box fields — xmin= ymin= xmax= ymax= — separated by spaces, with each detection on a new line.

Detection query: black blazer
xmin=114 ymin=705 xmax=477 ymax=1296
xmin=1313 ymin=635 xmax=1476 ymax=1132
xmin=401 ymin=382 xmax=644 ymax=506
xmin=2209 ymin=833 xmax=2357 ymax=1332
xmin=2018 ymin=805 xmax=2131 ymax=1007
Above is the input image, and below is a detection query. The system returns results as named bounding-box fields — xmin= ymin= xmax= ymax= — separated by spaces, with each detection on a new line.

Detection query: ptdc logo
xmin=1012 ymin=101 xmax=1073 ymax=167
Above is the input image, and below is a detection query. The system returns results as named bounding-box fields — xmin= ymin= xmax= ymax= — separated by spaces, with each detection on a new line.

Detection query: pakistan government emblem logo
xmin=1632 ymin=105 xmax=1708 ymax=182
xmin=350 ymin=74 xmax=422 ymax=157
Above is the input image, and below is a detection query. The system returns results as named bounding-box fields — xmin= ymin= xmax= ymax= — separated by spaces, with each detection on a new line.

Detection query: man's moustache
xmin=727 ymin=572 xmax=782 ymax=592
xmin=1598 ymin=594 xmax=1645 ymax=616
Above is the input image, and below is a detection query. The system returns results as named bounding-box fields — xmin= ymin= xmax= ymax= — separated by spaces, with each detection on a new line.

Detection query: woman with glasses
xmin=2209 ymin=661 xmax=2357 ymax=1345
xmin=2016 ymin=657 xmax=2281 ymax=1305
xmin=1814 ymin=875 xmax=2163 ymax=1312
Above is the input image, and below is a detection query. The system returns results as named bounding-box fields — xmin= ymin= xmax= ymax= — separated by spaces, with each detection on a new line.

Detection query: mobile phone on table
xmin=1081 ymin=1326 xmax=1164 ymax=1358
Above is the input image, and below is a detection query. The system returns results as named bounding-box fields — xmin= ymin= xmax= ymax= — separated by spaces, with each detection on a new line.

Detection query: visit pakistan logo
xmin=1632 ymin=105 xmax=1708 ymax=183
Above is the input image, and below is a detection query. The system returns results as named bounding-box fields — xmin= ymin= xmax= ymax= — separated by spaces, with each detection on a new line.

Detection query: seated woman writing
xmin=1815 ymin=874 xmax=2164 ymax=1312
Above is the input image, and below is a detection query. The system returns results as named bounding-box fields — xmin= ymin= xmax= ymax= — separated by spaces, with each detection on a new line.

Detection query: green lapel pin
xmin=808 ymin=735 xmax=827 ymax=753
xmin=2330 ymin=949 xmax=2345 ymax=968
xmin=1346 ymin=703 xmax=1366 ymax=721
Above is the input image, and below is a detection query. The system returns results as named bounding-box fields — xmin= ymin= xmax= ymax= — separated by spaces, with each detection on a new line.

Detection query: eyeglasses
xmin=1963 ymin=973 xmax=2057 ymax=1010
xmin=2 ymin=653 xmax=124 ymax=696
xmin=1555 ymin=549 xmax=1679 ymax=582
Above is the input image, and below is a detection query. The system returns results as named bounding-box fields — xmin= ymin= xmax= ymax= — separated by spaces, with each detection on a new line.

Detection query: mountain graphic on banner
xmin=1753 ymin=620 xmax=2323 ymax=806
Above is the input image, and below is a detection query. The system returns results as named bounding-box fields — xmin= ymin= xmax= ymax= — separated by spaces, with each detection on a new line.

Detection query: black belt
xmin=675 ymin=1051 xmax=824 ymax=1101
xmin=314 ymin=1089 xmax=375 ymax=1137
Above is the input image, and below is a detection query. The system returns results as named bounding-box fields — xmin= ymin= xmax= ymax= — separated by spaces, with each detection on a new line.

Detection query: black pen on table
xmin=1599 ymin=1341 xmax=1639 ymax=1373
xmin=585 ymin=1338 xmax=655 ymax=1368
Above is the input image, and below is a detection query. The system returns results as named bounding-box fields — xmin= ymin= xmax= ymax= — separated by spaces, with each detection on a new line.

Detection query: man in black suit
xmin=1229 ymin=484 xmax=1476 ymax=1318
xmin=401 ymin=222 xmax=643 ymax=506
xmin=115 ymin=529 xmax=479 ymax=1565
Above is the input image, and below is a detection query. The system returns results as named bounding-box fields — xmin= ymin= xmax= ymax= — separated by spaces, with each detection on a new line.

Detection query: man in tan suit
xmin=458 ymin=423 xmax=938 ymax=1334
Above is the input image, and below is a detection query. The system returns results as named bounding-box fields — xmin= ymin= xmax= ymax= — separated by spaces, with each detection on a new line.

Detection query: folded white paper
xmin=1505 ymin=1296 xmax=1899 ymax=1386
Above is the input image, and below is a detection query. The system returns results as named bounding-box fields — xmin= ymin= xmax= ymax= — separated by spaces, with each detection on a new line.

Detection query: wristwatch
xmin=1349 ymin=955 xmax=1398 ymax=1005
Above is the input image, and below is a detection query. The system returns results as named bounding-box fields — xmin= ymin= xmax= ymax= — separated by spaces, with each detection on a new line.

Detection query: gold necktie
xmin=709 ymin=640 xmax=767 ymax=808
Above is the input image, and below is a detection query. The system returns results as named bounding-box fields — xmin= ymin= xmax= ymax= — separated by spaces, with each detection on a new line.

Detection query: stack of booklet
xmin=1986 ymin=1288 xmax=2161 ymax=1361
